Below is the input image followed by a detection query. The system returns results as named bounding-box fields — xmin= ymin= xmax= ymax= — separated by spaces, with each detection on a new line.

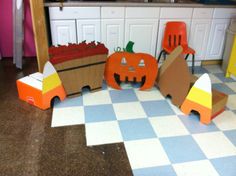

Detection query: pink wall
xmin=0 ymin=0 xmax=36 ymax=57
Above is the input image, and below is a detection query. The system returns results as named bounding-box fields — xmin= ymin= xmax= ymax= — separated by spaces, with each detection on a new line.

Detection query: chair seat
xmin=163 ymin=45 xmax=195 ymax=55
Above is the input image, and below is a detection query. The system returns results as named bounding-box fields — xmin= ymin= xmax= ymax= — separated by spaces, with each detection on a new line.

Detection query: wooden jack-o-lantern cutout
xmin=156 ymin=46 xmax=191 ymax=107
xmin=104 ymin=41 xmax=158 ymax=90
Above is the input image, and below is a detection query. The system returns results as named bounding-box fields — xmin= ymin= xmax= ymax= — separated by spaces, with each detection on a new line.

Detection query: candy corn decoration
xmin=181 ymin=73 xmax=212 ymax=124
xmin=17 ymin=62 xmax=66 ymax=110
xmin=41 ymin=62 xmax=66 ymax=109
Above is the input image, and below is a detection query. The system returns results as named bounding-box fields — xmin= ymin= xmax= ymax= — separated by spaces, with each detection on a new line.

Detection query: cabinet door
xmin=101 ymin=19 xmax=124 ymax=54
xmin=125 ymin=19 xmax=158 ymax=56
xmin=189 ymin=19 xmax=211 ymax=61
xmin=156 ymin=19 xmax=191 ymax=59
xmin=50 ymin=20 xmax=77 ymax=45
xmin=206 ymin=19 xmax=230 ymax=60
xmin=77 ymin=20 xmax=100 ymax=43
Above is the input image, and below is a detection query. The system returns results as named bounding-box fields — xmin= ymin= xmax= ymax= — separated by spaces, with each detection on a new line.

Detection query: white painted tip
xmin=43 ymin=61 xmax=57 ymax=78
xmin=193 ymin=73 xmax=212 ymax=93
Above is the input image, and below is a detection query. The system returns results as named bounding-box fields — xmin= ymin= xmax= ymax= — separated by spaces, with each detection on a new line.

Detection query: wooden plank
xmin=29 ymin=0 xmax=49 ymax=72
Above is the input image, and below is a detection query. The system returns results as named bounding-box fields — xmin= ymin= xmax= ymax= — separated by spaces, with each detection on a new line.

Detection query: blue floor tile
xmin=119 ymin=118 xmax=156 ymax=141
xmin=109 ymin=89 xmax=138 ymax=103
xmin=54 ymin=96 xmax=83 ymax=108
xmin=132 ymin=82 xmax=143 ymax=88
xmin=102 ymin=80 xmax=108 ymax=90
xmin=133 ymin=165 xmax=177 ymax=176
xmin=160 ymin=136 xmax=206 ymax=163
xmin=214 ymin=73 xmax=235 ymax=83
xmin=224 ymin=130 xmax=236 ymax=146
xmin=179 ymin=114 xmax=219 ymax=134
xmin=212 ymin=83 xmax=235 ymax=95
xmin=141 ymin=100 xmax=175 ymax=117
xmin=84 ymin=104 xmax=116 ymax=123
xmin=211 ymin=156 xmax=236 ymax=176
xmin=192 ymin=66 xmax=209 ymax=74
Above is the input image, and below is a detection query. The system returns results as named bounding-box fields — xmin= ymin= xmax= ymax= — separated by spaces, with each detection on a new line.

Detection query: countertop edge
xmin=44 ymin=2 xmax=236 ymax=8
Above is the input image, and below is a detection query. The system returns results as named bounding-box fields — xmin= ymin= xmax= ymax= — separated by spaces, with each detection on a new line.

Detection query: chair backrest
xmin=162 ymin=22 xmax=188 ymax=48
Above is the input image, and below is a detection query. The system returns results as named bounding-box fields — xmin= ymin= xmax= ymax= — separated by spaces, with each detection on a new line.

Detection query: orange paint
xmin=181 ymin=99 xmax=212 ymax=124
xmin=17 ymin=80 xmax=43 ymax=109
xmin=42 ymin=85 xmax=66 ymax=110
xmin=17 ymin=79 xmax=66 ymax=110
xmin=105 ymin=52 xmax=158 ymax=90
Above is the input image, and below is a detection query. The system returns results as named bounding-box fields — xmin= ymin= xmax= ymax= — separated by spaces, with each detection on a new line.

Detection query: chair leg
xmin=192 ymin=54 xmax=195 ymax=74
xmin=185 ymin=54 xmax=189 ymax=60
xmin=163 ymin=51 xmax=167 ymax=61
xmin=158 ymin=50 xmax=165 ymax=63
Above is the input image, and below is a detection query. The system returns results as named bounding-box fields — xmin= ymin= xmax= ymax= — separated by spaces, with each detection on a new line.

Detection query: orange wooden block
xmin=180 ymin=73 xmax=228 ymax=124
xmin=105 ymin=41 xmax=158 ymax=90
xmin=105 ymin=52 xmax=158 ymax=90
xmin=17 ymin=62 xmax=66 ymax=110
xmin=181 ymin=99 xmax=212 ymax=124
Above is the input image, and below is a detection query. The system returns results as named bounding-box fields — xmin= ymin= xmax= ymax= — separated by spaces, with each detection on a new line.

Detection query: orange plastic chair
xmin=158 ymin=22 xmax=195 ymax=74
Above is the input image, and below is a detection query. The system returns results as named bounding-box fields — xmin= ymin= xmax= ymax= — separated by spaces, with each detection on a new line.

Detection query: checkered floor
xmin=52 ymin=65 xmax=236 ymax=176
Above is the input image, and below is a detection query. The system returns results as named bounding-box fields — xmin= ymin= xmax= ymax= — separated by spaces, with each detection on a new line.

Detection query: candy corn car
xmin=16 ymin=62 xmax=66 ymax=110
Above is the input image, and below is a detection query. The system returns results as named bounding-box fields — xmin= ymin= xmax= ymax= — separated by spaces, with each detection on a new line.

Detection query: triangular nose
xmin=128 ymin=66 xmax=135 ymax=72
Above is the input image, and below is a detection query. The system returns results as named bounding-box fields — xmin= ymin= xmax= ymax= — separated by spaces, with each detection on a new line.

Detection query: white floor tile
xmin=203 ymin=65 xmax=223 ymax=73
xmin=108 ymin=83 xmax=133 ymax=90
xmin=83 ymin=90 xmax=112 ymax=106
xmin=51 ymin=107 xmax=85 ymax=127
xmin=166 ymin=98 xmax=184 ymax=115
xmin=193 ymin=132 xmax=236 ymax=159
xmin=124 ymin=138 xmax=170 ymax=169
xmin=213 ymin=111 xmax=236 ymax=131
xmin=149 ymin=116 xmax=189 ymax=137
xmin=225 ymin=82 xmax=236 ymax=92
xmin=85 ymin=121 xmax=123 ymax=146
xmin=135 ymin=87 xmax=165 ymax=101
xmin=208 ymin=73 xmax=223 ymax=83
xmin=226 ymin=95 xmax=236 ymax=110
xmin=120 ymin=83 xmax=134 ymax=89
xmin=113 ymin=102 xmax=147 ymax=120
xmin=173 ymin=160 xmax=219 ymax=176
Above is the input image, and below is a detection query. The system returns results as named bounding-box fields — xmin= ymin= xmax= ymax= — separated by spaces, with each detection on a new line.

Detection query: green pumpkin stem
xmin=125 ymin=41 xmax=134 ymax=53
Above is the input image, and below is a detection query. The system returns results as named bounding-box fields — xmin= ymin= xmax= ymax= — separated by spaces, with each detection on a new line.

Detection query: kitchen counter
xmin=44 ymin=0 xmax=236 ymax=7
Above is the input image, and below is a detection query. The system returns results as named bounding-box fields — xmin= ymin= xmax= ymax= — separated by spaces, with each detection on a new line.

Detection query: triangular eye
xmin=121 ymin=57 xmax=127 ymax=65
xmin=138 ymin=59 xmax=145 ymax=67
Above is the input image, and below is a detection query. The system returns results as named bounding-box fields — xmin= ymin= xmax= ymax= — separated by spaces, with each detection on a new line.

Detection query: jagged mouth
xmin=114 ymin=73 xmax=146 ymax=88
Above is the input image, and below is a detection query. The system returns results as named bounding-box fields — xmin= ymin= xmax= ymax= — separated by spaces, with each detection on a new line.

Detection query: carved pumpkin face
xmin=104 ymin=52 xmax=158 ymax=90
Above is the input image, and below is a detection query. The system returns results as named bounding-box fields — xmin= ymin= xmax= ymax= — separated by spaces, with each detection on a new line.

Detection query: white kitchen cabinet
xmin=76 ymin=20 xmax=100 ymax=43
xmin=206 ymin=19 xmax=230 ymax=60
xmin=125 ymin=19 xmax=158 ymax=56
xmin=124 ymin=7 xmax=159 ymax=56
xmin=156 ymin=19 xmax=191 ymax=59
xmin=50 ymin=20 xmax=77 ymax=46
xmin=189 ymin=8 xmax=213 ymax=61
xmin=101 ymin=19 xmax=124 ymax=54
xmin=189 ymin=20 xmax=212 ymax=61
xmin=101 ymin=7 xmax=125 ymax=54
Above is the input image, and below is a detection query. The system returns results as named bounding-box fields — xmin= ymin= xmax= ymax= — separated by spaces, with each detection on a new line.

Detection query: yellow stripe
xmin=42 ymin=73 xmax=61 ymax=94
xmin=187 ymin=87 xmax=212 ymax=108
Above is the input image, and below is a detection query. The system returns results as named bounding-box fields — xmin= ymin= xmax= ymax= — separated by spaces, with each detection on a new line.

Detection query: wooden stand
xmin=49 ymin=42 xmax=108 ymax=97
xmin=29 ymin=0 xmax=49 ymax=72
